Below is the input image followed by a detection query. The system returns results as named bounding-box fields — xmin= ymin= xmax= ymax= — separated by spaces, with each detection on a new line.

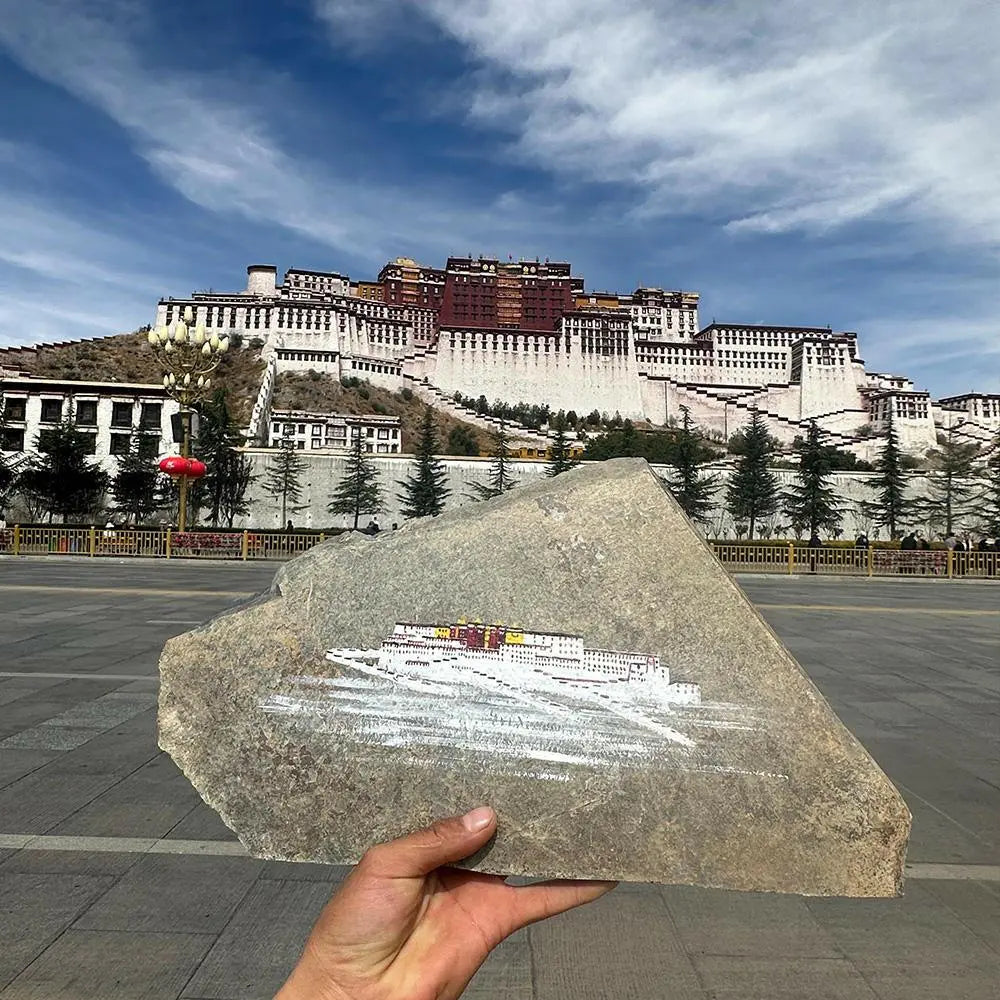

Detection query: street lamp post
xmin=148 ymin=307 xmax=229 ymax=532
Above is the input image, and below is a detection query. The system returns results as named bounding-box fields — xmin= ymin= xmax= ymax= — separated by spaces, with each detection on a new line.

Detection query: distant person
xmin=943 ymin=533 xmax=957 ymax=550
xmin=807 ymin=532 xmax=822 ymax=573
xmin=367 ymin=518 xmax=380 ymax=535
xmin=286 ymin=520 xmax=294 ymax=532
xmin=900 ymin=531 xmax=917 ymax=575
xmin=854 ymin=532 xmax=869 ymax=570
xmin=275 ymin=808 xmax=613 ymax=1000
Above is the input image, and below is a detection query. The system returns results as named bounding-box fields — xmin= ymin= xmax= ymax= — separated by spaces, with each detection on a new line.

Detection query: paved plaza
xmin=0 ymin=558 xmax=998 ymax=999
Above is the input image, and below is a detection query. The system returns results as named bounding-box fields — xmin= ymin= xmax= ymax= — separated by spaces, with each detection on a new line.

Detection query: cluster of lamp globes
xmin=147 ymin=305 xmax=230 ymax=392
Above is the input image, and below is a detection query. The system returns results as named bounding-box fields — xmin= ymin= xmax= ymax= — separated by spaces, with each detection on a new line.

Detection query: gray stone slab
xmin=530 ymin=889 xmax=706 ymax=1000
xmin=689 ymin=955 xmax=876 ymax=998
xmin=462 ymin=931 xmax=534 ymax=1000
xmin=662 ymin=884 xmax=841 ymax=958
xmin=160 ymin=461 xmax=909 ymax=894
xmin=73 ymin=853 xmax=262 ymax=934
xmin=0 ymin=850 xmax=143 ymax=877
xmin=165 ymin=803 xmax=240 ymax=842
xmin=1 ymin=928 xmax=213 ymax=1000
xmin=0 ymin=873 xmax=116 ymax=991
xmin=0 ymin=726 xmax=103 ymax=751
xmin=181 ymin=879 xmax=332 ymax=999
xmin=46 ymin=753 xmax=202 ymax=838
xmin=807 ymin=881 xmax=1000 ymax=993
xmin=0 ymin=768 xmax=126 ymax=834
xmin=0 ymin=749 xmax=59 ymax=789
xmin=915 ymin=878 xmax=1000 ymax=954
xmin=258 ymin=859 xmax=349 ymax=882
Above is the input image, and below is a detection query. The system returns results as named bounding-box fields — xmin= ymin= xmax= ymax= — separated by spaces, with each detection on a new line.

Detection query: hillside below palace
xmin=154 ymin=258 xmax=1000 ymax=455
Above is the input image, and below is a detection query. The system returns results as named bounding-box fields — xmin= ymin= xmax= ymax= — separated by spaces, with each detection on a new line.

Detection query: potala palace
xmin=154 ymin=258 xmax=1000 ymax=457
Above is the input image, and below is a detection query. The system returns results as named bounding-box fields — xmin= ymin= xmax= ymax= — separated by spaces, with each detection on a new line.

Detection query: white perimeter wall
xmin=238 ymin=452 xmax=991 ymax=540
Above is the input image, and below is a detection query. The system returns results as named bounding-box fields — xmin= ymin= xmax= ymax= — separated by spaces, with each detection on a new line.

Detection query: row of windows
xmin=4 ymin=399 xmax=161 ymax=429
xmin=0 ymin=428 xmax=159 ymax=456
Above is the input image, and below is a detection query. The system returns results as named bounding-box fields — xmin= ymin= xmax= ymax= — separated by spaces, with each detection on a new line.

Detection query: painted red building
xmin=438 ymin=257 xmax=583 ymax=332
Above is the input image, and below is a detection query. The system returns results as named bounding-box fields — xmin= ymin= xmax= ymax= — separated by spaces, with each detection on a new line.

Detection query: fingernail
xmin=462 ymin=806 xmax=495 ymax=832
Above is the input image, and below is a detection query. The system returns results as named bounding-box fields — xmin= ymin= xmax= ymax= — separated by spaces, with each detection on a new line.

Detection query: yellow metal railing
xmin=0 ymin=526 xmax=329 ymax=561
xmin=708 ymin=542 xmax=998 ymax=579
xmin=1 ymin=528 xmax=997 ymax=577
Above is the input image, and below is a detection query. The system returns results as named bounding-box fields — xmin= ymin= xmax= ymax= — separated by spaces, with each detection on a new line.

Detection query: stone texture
xmin=159 ymin=459 xmax=910 ymax=895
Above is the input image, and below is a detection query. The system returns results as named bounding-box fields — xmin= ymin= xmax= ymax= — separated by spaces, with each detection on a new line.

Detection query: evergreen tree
xmin=725 ymin=409 xmax=780 ymax=540
xmin=261 ymin=439 xmax=308 ymax=526
xmin=782 ymin=420 xmax=842 ymax=537
xmin=328 ymin=432 xmax=384 ymax=528
xmin=397 ymin=407 xmax=450 ymax=518
xmin=18 ymin=410 xmax=108 ymax=522
xmin=111 ymin=431 xmax=168 ymax=525
xmin=979 ymin=433 xmax=1000 ymax=536
xmin=868 ymin=411 xmax=913 ymax=539
xmin=469 ymin=421 xmax=519 ymax=500
xmin=545 ymin=412 xmax=576 ymax=478
xmin=446 ymin=425 xmax=480 ymax=456
xmin=191 ymin=391 xmax=254 ymax=528
xmin=920 ymin=426 xmax=980 ymax=535
xmin=667 ymin=406 xmax=719 ymax=526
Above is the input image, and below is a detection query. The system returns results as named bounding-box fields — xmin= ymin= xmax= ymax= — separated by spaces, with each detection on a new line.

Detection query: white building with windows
xmin=0 ymin=375 xmax=180 ymax=468
xmin=268 ymin=409 xmax=401 ymax=454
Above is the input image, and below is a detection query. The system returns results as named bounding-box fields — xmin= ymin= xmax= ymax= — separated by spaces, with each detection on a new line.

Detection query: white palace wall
xmin=239 ymin=452 xmax=992 ymax=541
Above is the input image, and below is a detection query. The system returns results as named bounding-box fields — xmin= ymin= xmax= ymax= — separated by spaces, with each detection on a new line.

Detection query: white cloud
xmin=385 ymin=0 xmax=1000 ymax=246
xmin=0 ymin=0 xmax=574 ymax=267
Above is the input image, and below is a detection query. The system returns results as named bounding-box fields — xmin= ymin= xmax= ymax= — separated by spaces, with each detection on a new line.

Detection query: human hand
xmin=275 ymin=806 xmax=616 ymax=1000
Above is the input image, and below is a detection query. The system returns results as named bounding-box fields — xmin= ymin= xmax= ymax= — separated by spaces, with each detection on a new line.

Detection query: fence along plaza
xmin=0 ymin=525 xmax=996 ymax=577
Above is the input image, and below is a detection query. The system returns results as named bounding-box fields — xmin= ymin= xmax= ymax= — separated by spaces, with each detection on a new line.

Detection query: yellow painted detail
xmin=505 ymin=631 xmax=525 ymax=644
xmin=434 ymin=627 xmax=450 ymax=639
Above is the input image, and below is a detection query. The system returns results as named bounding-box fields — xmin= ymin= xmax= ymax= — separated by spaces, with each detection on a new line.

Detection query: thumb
xmin=359 ymin=807 xmax=497 ymax=879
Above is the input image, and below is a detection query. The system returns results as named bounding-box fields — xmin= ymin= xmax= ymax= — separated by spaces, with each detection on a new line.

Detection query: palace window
xmin=109 ymin=433 xmax=131 ymax=456
xmin=140 ymin=402 xmax=162 ymax=430
xmin=5 ymin=398 xmax=26 ymax=422
xmin=1 ymin=428 xmax=25 ymax=452
xmin=111 ymin=402 xmax=133 ymax=428
xmin=76 ymin=400 xmax=98 ymax=426
xmin=40 ymin=399 xmax=63 ymax=423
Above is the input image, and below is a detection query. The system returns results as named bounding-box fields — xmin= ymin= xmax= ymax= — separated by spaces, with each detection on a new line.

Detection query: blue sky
xmin=1 ymin=0 xmax=997 ymax=396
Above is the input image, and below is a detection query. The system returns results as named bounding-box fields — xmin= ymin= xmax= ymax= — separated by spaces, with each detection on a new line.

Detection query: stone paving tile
xmin=689 ymin=955 xmax=877 ymax=999
xmin=662 ymin=884 xmax=841 ymax=958
xmin=0 ymin=873 xmax=116 ymax=991
xmin=0 ymin=849 xmax=144 ymax=877
xmin=0 ymin=749 xmax=59 ymax=789
xmin=74 ymin=853 xmax=263 ymax=934
xmin=0 ymin=929 xmax=214 ymax=1000
xmin=257 ymin=859 xmax=349 ymax=882
xmin=165 ymin=802 xmax=240 ymax=842
xmin=0 ymin=767 xmax=129 ymax=834
xmin=462 ymin=931 xmax=534 ymax=1000
xmin=47 ymin=753 xmax=202 ymax=839
xmin=806 ymin=881 xmax=1000 ymax=998
xmin=181 ymin=879 xmax=331 ymax=999
xmin=916 ymin=878 xmax=1000 ymax=954
xmin=530 ymin=888 xmax=706 ymax=1000
xmin=0 ymin=726 xmax=105 ymax=751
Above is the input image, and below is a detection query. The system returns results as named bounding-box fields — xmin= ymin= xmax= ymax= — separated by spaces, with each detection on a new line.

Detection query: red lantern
xmin=159 ymin=455 xmax=188 ymax=478
xmin=186 ymin=459 xmax=207 ymax=480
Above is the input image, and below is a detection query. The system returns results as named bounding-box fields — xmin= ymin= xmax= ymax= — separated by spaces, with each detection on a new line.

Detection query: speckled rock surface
xmin=158 ymin=459 xmax=910 ymax=896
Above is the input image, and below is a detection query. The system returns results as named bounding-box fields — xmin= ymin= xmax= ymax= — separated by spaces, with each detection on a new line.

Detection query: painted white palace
xmin=154 ymin=260 xmax=1000 ymax=457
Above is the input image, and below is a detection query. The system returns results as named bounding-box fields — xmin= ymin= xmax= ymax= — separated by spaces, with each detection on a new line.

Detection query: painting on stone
xmin=159 ymin=460 xmax=910 ymax=896
xmin=262 ymin=619 xmax=777 ymax=784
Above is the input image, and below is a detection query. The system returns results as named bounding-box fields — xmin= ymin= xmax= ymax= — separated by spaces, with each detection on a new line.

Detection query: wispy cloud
xmin=0 ymin=0 xmax=573 ymax=265
xmin=371 ymin=0 xmax=1000 ymax=247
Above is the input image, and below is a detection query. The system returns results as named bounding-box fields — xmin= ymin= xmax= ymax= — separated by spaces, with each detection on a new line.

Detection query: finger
xmin=359 ymin=806 xmax=497 ymax=879
xmin=506 ymin=879 xmax=617 ymax=930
